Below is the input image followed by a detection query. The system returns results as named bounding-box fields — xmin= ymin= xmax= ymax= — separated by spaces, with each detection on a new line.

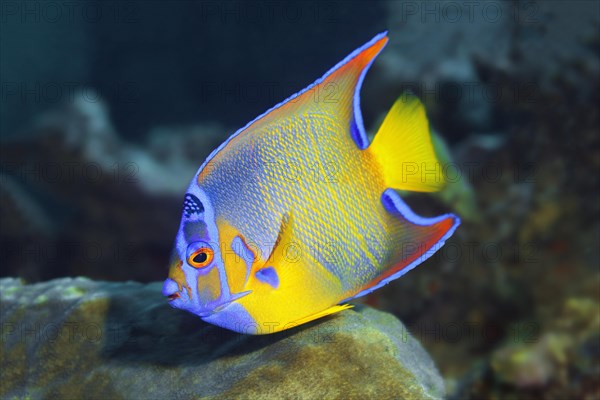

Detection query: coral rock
xmin=0 ymin=278 xmax=444 ymax=399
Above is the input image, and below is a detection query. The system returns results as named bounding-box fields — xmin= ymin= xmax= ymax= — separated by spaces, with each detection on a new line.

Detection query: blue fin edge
xmin=342 ymin=189 xmax=461 ymax=301
xmin=192 ymin=31 xmax=389 ymax=182
xmin=351 ymin=32 xmax=388 ymax=149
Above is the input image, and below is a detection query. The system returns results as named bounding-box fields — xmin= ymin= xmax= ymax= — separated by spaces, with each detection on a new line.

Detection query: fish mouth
xmin=164 ymin=290 xmax=236 ymax=316
xmin=163 ymin=278 xmax=183 ymax=302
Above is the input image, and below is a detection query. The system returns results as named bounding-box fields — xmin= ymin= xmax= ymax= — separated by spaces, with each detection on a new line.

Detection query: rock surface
xmin=0 ymin=278 xmax=444 ymax=399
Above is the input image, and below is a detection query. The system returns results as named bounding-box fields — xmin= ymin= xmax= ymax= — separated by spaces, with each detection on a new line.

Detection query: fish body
xmin=162 ymin=32 xmax=460 ymax=334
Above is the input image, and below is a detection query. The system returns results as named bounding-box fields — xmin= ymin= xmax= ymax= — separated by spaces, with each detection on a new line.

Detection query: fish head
xmin=162 ymin=184 xmax=249 ymax=319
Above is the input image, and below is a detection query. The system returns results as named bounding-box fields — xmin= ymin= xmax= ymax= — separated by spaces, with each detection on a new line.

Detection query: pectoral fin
xmin=253 ymin=212 xmax=293 ymax=288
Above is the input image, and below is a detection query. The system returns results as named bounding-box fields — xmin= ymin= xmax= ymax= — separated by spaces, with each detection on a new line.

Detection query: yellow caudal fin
xmin=369 ymin=94 xmax=445 ymax=192
xmin=287 ymin=304 xmax=354 ymax=329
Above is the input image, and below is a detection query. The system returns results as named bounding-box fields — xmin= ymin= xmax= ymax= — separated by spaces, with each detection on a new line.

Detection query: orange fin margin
xmin=240 ymin=32 xmax=389 ymax=132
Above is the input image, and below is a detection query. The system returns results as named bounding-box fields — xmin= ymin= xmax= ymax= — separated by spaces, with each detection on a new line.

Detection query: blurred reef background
xmin=1 ymin=0 xmax=599 ymax=398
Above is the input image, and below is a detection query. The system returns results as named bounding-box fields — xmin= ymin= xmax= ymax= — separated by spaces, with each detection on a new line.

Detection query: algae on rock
xmin=0 ymin=278 xmax=444 ymax=399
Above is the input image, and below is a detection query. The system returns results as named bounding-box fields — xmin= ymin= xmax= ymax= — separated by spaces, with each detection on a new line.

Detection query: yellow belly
xmin=236 ymin=251 xmax=345 ymax=333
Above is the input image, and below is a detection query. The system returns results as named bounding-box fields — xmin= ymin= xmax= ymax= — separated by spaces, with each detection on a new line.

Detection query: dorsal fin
xmin=196 ymin=32 xmax=389 ymax=175
xmin=244 ymin=32 xmax=388 ymax=146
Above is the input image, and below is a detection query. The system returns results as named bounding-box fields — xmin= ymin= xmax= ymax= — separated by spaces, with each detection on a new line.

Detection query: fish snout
xmin=162 ymin=278 xmax=180 ymax=301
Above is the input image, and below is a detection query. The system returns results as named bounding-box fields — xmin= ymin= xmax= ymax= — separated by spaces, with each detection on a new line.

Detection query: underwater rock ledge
xmin=0 ymin=278 xmax=444 ymax=399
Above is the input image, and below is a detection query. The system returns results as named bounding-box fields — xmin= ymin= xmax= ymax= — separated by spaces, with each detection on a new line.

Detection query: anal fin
xmin=344 ymin=189 xmax=460 ymax=302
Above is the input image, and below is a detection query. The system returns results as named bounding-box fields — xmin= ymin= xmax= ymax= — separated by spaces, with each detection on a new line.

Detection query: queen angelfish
xmin=162 ymin=32 xmax=460 ymax=334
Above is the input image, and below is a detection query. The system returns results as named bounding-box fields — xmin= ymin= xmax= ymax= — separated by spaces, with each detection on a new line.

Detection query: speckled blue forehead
xmin=179 ymin=181 xmax=220 ymax=246
xmin=179 ymin=192 xmax=208 ymax=243
xmin=183 ymin=193 xmax=204 ymax=218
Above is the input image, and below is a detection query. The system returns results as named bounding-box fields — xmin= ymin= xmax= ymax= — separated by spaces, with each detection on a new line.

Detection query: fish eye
xmin=186 ymin=242 xmax=214 ymax=269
